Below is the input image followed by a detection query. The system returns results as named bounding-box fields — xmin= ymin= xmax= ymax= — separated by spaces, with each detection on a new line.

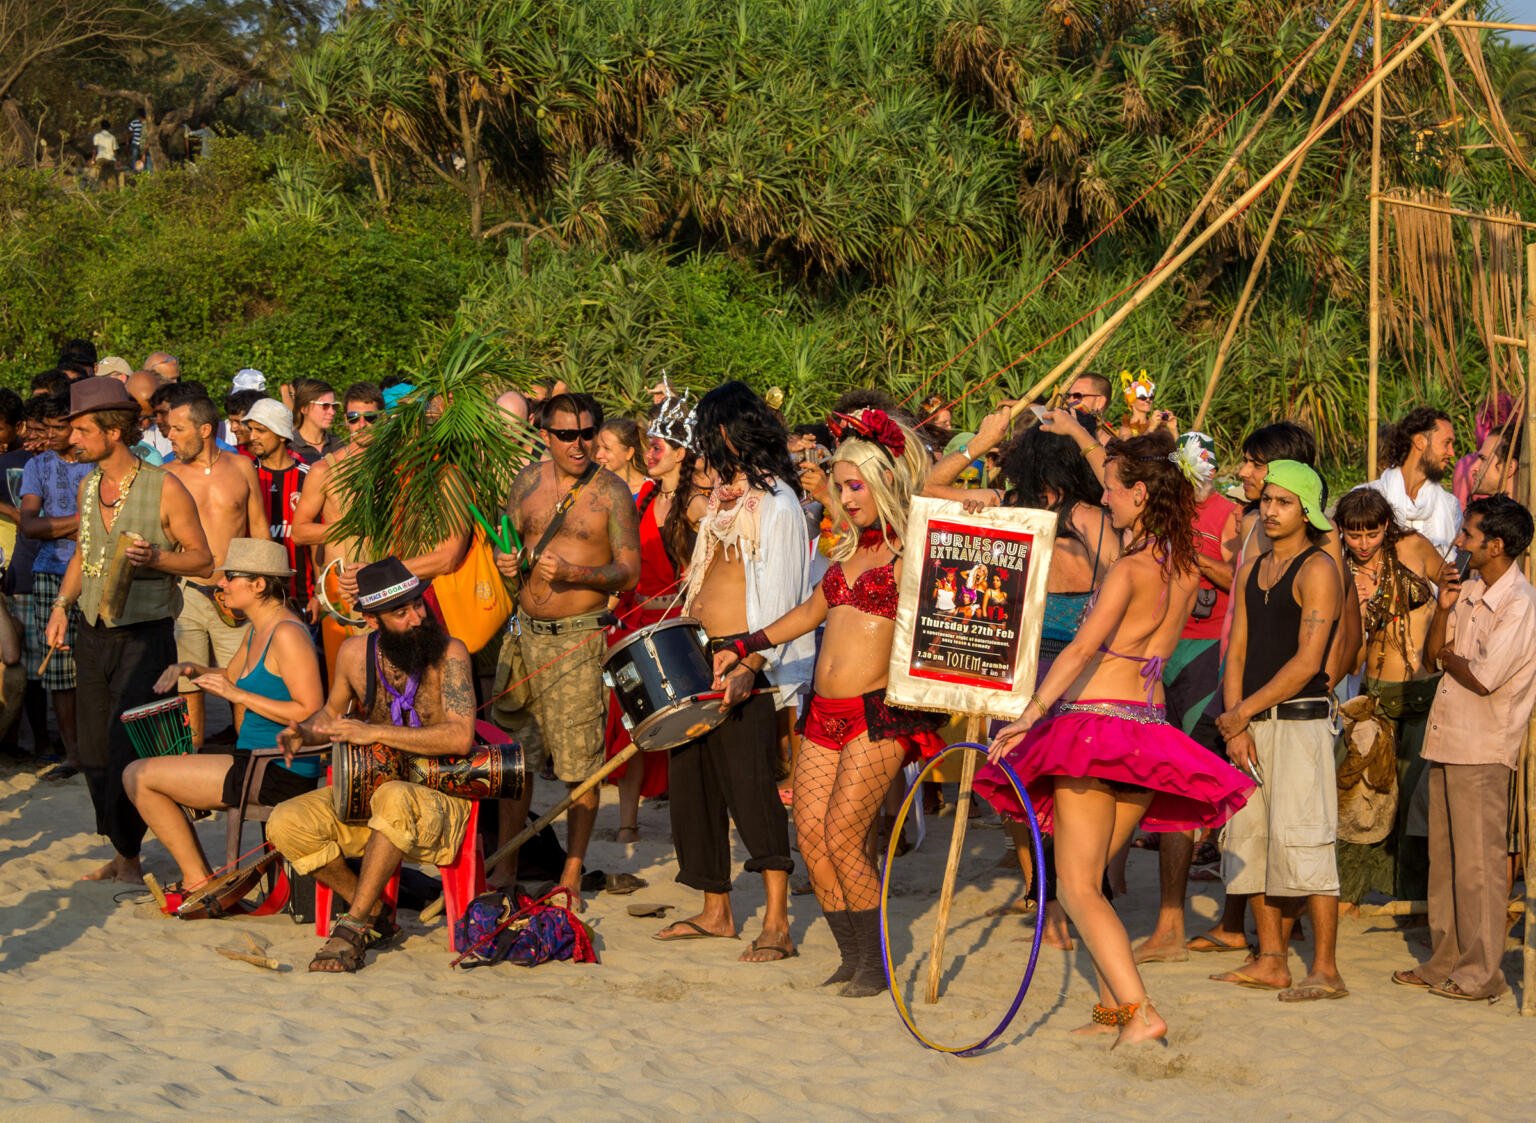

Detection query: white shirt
xmin=745 ymin=480 xmax=816 ymax=707
xmin=93 ymin=130 xmax=118 ymax=161
xmin=1362 ymin=468 xmax=1461 ymax=557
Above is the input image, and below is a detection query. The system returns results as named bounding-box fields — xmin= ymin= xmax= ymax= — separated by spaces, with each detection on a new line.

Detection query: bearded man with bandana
xmin=268 ymin=556 xmax=477 ymax=973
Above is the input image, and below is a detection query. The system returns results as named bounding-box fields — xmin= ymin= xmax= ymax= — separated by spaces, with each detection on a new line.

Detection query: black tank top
xmin=1241 ymin=545 xmax=1334 ymax=700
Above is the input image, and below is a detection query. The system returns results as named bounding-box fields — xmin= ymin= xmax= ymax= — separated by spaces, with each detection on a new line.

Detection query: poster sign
xmin=886 ymin=499 xmax=1056 ymax=720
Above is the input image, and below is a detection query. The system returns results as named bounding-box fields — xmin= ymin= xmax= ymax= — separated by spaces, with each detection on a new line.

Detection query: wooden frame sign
xmin=886 ymin=498 xmax=1057 ymax=720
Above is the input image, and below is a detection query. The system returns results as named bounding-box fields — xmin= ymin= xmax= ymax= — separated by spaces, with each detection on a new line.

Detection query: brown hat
xmin=67 ymin=376 xmax=137 ymax=419
xmin=218 ymin=537 xmax=294 ymax=578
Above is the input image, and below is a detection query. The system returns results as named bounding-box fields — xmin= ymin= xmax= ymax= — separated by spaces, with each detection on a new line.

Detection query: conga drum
xmin=121 ymin=696 xmax=208 ymax=820
xmin=602 ymin=617 xmax=727 ymax=751
xmin=330 ymin=740 xmax=526 ymax=823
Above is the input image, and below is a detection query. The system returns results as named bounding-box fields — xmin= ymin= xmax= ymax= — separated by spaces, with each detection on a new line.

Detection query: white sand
xmin=1 ymin=760 xmax=1531 ymax=1120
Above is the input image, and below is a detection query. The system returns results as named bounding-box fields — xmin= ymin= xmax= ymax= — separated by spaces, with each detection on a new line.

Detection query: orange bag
xmin=432 ymin=528 xmax=515 ymax=654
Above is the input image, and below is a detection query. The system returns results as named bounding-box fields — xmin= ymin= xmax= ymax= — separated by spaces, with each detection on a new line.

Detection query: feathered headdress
xmin=1169 ymin=431 xmax=1217 ymax=489
xmin=828 ymin=408 xmax=906 ymax=459
xmin=1120 ymin=368 xmax=1155 ymax=408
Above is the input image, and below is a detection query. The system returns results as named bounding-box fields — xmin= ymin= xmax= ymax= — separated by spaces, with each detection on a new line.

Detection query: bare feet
xmin=1043 ymin=901 xmax=1074 ymax=950
xmin=1337 ymin=900 xmax=1361 ymax=918
xmin=1132 ymin=930 xmax=1190 ymax=964
xmin=616 ymin=826 xmax=640 ymax=845
xmin=1114 ymin=1000 xmax=1168 ymax=1048
xmin=81 ymin=855 xmax=143 ymax=883
xmin=739 ymin=925 xmax=797 ymax=963
xmin=81 ymin=859 xmax=119 ymax=882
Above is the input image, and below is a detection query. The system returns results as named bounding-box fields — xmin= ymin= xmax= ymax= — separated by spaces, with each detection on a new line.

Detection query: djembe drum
xmin=121 ymin=696 xmax=208 ymax=820
xmin=331 ymin=740 xmax=526 ymax=823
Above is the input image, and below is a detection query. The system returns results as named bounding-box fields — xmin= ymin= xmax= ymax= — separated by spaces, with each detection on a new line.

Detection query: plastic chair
xmin=315 ymin=798 xmax=485 ymax=950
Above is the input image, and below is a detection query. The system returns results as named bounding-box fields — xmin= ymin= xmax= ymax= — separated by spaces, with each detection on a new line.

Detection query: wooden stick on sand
xmin=925 ymin=715 xmax=983 ymax=1004
xmin=418 ymin=742 xmax=644 ymax=924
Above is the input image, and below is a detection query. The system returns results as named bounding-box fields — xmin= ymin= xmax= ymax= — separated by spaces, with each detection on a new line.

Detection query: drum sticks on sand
xmin=417 ymin=743 xmax=643 ymax=924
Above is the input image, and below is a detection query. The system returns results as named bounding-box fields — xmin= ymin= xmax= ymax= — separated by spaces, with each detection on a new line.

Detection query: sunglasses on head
xmin=346 ymin=410 xmax=382 ymax=424
xmin=546 ymin=426 xmax=597 ymax=443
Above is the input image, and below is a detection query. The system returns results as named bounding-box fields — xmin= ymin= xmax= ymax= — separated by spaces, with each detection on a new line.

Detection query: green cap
xmin=1263 ymin=460 xmax=1331 ymax=531
xmin=944 ymin=431 xmax=976 ymax=457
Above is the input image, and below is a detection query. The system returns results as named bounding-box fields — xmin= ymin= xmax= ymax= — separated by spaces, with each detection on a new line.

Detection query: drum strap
xmin=524 ymin=461 xmax=600 ymax=574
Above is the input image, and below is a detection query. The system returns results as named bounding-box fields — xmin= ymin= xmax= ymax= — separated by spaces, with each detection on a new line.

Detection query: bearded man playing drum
xmin=45 ymin=377 xmax=213 ymax=884
xmin=496 ymin=392 xmax=641 ymax=906
xmin=267 ymin=557 xmax=477 ymax=973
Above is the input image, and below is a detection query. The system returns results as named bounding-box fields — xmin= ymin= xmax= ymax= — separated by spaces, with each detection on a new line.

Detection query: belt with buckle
xmin=1250 ymin=698 xmax=1333 ymax=722
xmin=518 ymin=610 xmax=615 ymax=636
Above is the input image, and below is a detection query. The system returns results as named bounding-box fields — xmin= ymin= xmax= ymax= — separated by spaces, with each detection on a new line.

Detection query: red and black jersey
xmin=257 ymin=460 xmax=314 ymax=604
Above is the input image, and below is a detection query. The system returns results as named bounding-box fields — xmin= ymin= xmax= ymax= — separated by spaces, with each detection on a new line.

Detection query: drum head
xmin=630 ymin=698 xmax=728 ymax=752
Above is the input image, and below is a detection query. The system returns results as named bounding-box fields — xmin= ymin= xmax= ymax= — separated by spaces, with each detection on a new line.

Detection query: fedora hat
xmin=219 ymin=537 xmax=294 ymax=577
xmin=354 ymin=557 xmax=423 ymax=615
xmin=67 ymin=376 xmax=137 ymax=418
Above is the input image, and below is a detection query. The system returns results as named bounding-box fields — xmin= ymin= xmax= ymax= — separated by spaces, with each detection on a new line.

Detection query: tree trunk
xmin=457 ymin=85 xmax=483 ymax=239
xmin=0 ymin=96 xmax=40 ymax=167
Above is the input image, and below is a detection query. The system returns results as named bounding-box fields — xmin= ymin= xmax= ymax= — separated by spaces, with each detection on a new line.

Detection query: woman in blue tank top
xmin=125 ymin=539 xmax=324 ymax=893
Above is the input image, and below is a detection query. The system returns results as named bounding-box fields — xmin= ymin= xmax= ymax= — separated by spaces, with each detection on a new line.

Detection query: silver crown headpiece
xmin=648 ymin=380 xmax=698 ymax=452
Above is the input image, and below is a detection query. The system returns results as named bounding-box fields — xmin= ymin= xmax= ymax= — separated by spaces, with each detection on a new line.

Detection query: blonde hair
xmin=824 ymin=411 xmax=927 ymax=562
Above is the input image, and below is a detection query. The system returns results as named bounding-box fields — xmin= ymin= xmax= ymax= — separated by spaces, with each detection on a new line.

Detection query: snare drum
xmin=331 ymin=740 xmax=526 ymax=823
xmin=122 ymin=696 xmax=195 ymax=759
xmin=602 ymin=617 xmax=727 ymax=751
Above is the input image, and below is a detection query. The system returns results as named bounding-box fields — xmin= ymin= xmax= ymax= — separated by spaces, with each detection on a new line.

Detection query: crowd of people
xmin=2 ymin=343 xmax=1533 ymax=1045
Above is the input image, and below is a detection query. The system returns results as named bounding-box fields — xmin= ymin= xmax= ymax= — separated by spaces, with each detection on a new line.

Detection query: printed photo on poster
xmin=909 ymin=519 xmax=1034 ymax=690
xmin=887 ymin=499 xmax=1057 ymax=721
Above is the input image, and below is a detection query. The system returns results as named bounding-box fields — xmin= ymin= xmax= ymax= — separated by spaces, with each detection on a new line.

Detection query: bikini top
xmin=1087 ymin=582 xmax=1169 ymax=706
xmin=824 ymin=558 xmax=899 ymax=620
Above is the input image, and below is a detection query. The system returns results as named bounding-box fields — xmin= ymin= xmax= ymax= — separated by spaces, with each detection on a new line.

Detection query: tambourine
xmin=316 ymin=556 xmax=366 ymax=628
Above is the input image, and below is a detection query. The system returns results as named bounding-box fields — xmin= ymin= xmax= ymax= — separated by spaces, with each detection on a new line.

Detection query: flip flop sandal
xmin=1187 ymin=934 xmax=1250 ymax=954
xmin=1427 ymin=980 xmax=1495 ymax=1002
xmin=40 ymin=764 xmax=79 ymax=782
xmin=604 ymin=872 xmax=648 ymax=896
xmin=741 ymin=936 xmax=798 ymax=962
xmin=652 ymin=919 xmax=737 ymax=942
xmin=1278 ymin=983 xmax=1350 ymax=1002
xmin=627 ymin=902 xmax=672 ymax=918
xmin=1391 ymin=969 xmax=1431 ymax=988
xmin=1211 ymin=969 xmax=1288 ymax=991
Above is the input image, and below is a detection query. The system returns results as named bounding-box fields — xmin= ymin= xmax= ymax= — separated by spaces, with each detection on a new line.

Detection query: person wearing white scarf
xmin=1366 ymin=467 xmax=1461 ymax=559
xmin=1365 ymin=411 xmax=1461 ymax=558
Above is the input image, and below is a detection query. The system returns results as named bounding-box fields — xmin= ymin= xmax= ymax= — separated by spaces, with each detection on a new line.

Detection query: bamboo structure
xmin=1005 ymin=0 xmax=1475 ymax=421
xmin=1064 ymin=0 xmax=1366 ymax=384
xmin=1377 ymin=195 xmax=1536 ymax=232
xmin=1193 ymin=0 xmax=1370 ymax=431
xmin=1368 ymin=0 xmax=1384 ymax=476
xmin=1524 ymin=242 xmax=1536 ymax=1017
xmin=1380 ymin=13 xmax=1536 ymax=33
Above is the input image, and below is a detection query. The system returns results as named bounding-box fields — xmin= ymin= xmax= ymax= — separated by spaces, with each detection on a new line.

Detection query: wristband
xmin=714 ymin=629 xmax=772 ymax=660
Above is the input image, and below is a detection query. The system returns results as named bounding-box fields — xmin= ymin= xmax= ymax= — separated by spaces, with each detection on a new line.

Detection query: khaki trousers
xmin=1420 ymin=762 xmax=1511 ymax=999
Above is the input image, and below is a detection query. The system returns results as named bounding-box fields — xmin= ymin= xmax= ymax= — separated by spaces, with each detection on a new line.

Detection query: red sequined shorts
xmin=801 ymin=693 xmax=946 ymax=763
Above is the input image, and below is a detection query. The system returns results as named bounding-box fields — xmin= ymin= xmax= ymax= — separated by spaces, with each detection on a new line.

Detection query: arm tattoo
xmin=440 ymin=655 xmax=473 ymax=718
xmin=1300 ymin=607 xmax=1327 ymax=642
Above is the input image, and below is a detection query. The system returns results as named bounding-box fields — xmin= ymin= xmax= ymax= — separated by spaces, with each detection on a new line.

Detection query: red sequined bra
xmin=823 ymin=559 xmax=899 ymax=620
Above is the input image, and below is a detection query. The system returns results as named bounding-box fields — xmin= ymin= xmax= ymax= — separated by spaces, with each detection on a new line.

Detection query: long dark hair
xmin=695 ymin=381 xmax=801 ymax=497
xmin=659 ymin=467 xmax=699 ymax=572
xmin=1001 ymin=427 xmax=1102 ymax=539
xmin=1383 ymin=407 xmax=1451 ymax=469
xmin=1104 ymin=431 xmax=1197 ymax=573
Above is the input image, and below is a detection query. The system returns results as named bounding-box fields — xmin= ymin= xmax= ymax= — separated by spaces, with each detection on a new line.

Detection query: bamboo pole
xmin=1517 ymin=239 xmax=1529 ymax=1020
xmin=1193 ymin=0 xmax=1370 ymax=431
xmin=1375 ymin=194 xmax=1536 ymax=232
xmin=1380 ymin=12 xmax=1536 ymax=33
xmin=924 ymin=716 xmax=982 ymax=1004
xmin=1368 ymin=0 xmax=1385 ymax=478
xmin=1064 ymin=0 xmax=1367 ymax=384
xmin=1004 ymin=0 xmax=1475 ymax=423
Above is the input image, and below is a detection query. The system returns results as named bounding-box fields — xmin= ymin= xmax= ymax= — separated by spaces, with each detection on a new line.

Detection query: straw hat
xmin=220 ymin=537 xmax=294 ymax=577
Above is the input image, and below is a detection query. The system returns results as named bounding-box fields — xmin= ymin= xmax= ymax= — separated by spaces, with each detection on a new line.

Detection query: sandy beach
xmin=1 ymin=757 xmax=1531 ymax=1121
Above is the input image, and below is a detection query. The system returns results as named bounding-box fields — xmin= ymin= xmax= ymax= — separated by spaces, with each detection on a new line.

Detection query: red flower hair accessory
xmin=829 ymin=409 xmax=906 ymax=459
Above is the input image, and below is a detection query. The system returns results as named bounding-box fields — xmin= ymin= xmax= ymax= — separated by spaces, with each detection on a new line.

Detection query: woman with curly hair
xmin=712 ymin=408 xmax=945 ymax=997
xmin=978 ymin=430 xmax=1253 ymax=1046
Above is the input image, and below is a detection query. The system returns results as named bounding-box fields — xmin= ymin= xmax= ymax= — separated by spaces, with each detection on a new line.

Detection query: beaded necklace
xmin=78 ymin=464 xmax=141 ymax=578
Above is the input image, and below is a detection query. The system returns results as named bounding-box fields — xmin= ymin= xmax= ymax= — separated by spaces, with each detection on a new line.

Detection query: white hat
xmin=244 ymin=397 xmax=294 ymax=441
xmin=96 ymin=356 xmax=133 ymax=380
xmin=232 ymin=367 xmax=266 ymax=392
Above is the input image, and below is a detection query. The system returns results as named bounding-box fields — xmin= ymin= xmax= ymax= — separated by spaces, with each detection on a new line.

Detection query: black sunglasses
xmin=546 ymin=426 xmax=597 ymax=443
xmin=346 ymin=410 xmax=382 ymax=424
xmin=1064 ymin=391 xmax=1099 ymax=403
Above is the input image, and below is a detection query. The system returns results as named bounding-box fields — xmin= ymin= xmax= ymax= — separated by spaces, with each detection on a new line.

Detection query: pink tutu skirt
xmin=974 ymin=700 xmax=1254 ymax=834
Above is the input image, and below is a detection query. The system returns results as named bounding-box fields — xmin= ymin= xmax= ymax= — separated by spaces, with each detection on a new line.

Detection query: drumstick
xmin=36 ymin=645 xmax=58 ymax=677
xmin=692 ymin=688 xmax=777 ymax=702
xmin=418 ymin=742 xmax=643 ymax=924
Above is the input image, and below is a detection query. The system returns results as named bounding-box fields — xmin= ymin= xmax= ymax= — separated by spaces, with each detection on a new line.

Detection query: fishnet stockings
xmin=794 ymin=731 xmax=909 ymax=913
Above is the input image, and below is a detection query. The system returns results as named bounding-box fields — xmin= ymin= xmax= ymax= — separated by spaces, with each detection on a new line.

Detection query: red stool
xmin=315 ymin=799 xmax=486 ymax=950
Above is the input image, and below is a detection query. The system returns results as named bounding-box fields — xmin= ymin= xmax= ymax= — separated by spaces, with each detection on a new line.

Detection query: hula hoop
xmin=879 ymin=742 xmax=1045 ymax=1056
xmin=316 ymin=557 xmax=366 ymax=628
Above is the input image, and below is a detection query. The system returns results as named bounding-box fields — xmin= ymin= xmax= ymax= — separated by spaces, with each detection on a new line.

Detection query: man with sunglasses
xmin=341 ymin=381 xmax=386 ymax=437
xmin=1062 ymin=372 xmax=1116 ymax=441
xmin=496 ymin=392 xmax=641 ymax=906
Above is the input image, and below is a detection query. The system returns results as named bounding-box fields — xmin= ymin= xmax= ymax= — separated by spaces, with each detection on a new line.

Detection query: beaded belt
xmin=1050 ymin=700 xmax=1169 ymax=726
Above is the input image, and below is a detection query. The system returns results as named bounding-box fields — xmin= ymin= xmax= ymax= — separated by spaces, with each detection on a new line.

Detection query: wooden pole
xmin=1064 ymin=0 xmax=1366 ymax=385
xmin=1375 ymin=194 xmax=1536 ymax=232
xmin=924 ymin=716 xmax=982 ymax=1004
xmin=1380 ymin=12 xmax=1536 ymax=33
xmin=417 ymin=742 xmax=643 ymax=924
xmin=1368 ymin=0 xmax=1384 ymax=478
xmin=1004 ymin=0 xmax=1474 ymax=423
xmin=1193 ymin=0 xmax=1370 ymax=431
xmin=1517 ymin=241 xmax=1529 ymax=1013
